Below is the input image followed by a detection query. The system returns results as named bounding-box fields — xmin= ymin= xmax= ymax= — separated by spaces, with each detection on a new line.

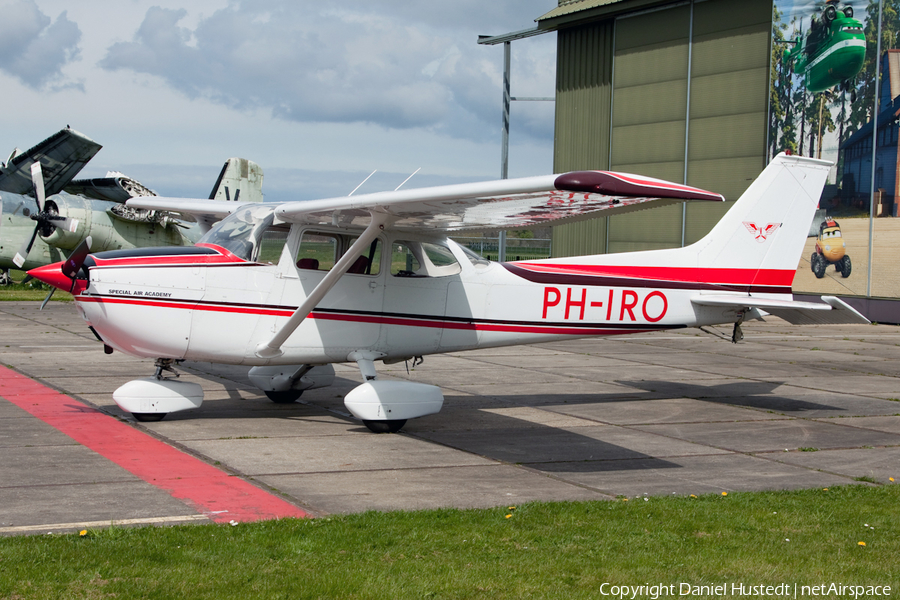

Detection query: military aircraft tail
xmin=208 ymin=158 xmax=263 ymax=204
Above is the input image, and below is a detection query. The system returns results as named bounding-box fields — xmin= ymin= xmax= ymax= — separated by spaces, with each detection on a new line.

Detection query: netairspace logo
xmin=598 ymin=583 xmax=893 ymax=599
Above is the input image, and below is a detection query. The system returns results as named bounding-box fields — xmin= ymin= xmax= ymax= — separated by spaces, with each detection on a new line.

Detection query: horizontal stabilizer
xmin=692 ymin=295 xmax=870 ymax=325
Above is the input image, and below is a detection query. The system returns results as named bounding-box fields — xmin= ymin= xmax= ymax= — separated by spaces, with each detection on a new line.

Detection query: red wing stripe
xmin=554 ymin=171 xmax=724 ymax=202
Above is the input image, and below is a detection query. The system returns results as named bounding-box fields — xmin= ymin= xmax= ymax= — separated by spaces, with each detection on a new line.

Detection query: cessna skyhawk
xmin=30 ymin=153 xmax=868 ymax=433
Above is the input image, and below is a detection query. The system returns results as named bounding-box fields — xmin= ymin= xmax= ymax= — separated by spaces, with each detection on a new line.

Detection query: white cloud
xmin=0 ymin=0 xmax=81 ymax=90
xmin=4 ymin=0 xmax=558 ymax=199
xmin=98 ymin=1 xmax=555 ymax=142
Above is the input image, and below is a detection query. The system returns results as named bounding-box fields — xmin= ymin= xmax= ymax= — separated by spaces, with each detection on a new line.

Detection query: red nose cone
xmin=28 ymin=261 xmax=73 ymax=292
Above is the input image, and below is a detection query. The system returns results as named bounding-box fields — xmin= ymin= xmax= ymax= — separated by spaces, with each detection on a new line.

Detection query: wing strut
xmin=255 ymin=211 xmax=390 ymax=359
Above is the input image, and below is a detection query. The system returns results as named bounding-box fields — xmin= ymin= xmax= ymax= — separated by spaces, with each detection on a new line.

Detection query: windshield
xmin=198 ymin=204 xmax=277 ymax=260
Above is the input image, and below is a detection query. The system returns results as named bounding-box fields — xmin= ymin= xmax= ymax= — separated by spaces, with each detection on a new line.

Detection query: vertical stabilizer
xmin=692 ymin=153 xmax=830 ymax=274
xmin=209 ymin=158 xmax=264 ymax=203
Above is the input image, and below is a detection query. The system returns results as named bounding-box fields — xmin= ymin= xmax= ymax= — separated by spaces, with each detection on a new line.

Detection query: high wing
xmin=274 ymin=170 xmax=725 ymax=231
xmin=692 ymin=295 xmax=870 ymax=325
xmin=127 ymin=169 xmax=723 ymax=233
xmin=0 ymin=128 xmax=101 ymax=195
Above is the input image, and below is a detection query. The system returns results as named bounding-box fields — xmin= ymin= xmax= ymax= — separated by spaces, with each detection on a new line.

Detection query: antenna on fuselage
xmin=394 ymin=168 xmax=421 ymax=191
xmin=348 ymin=170 xmax=377 ymax=196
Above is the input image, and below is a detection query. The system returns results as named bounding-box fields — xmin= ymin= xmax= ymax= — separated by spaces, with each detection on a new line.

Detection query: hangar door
xmin=552 ymin=0 xmax=771 ymax=256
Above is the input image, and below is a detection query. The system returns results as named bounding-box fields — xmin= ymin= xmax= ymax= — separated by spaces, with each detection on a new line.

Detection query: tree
xmin=849 ymin=0 xmax=900 ymax=134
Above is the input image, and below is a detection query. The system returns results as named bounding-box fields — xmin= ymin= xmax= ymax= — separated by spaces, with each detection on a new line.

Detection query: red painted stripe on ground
xmin=0 ymin=366 xmax=309 ymax=523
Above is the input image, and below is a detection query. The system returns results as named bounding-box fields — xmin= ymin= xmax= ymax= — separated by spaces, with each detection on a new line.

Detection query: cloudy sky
xmin=0 ymin=0 xmax=558 ymax=202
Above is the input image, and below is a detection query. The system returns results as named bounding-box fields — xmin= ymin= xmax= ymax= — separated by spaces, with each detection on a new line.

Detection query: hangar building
xmin=534 ymin=0 xmax=773 ymax=257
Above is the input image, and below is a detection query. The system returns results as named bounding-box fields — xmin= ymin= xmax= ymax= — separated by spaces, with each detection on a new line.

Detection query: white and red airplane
xmin=29 ymin=153 xmax=867 ymax=432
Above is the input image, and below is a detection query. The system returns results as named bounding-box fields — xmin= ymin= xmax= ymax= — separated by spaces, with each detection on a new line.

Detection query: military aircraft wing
xmin=125 ymin=196 xmax=250 ymax=233
xmin=65 ymin=173 xmax=157 ymax=203
xmin=691 ymin=295 xmax=870 ymax=325
xmin=0 ymin=128 xmax=102 ymax=195
xmin=273 ymin=171 xmax=725 ymax=232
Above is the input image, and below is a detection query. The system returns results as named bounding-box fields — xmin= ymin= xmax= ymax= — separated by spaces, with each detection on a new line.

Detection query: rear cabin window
xmin=391 ymin=240 xmax=460 ymax=277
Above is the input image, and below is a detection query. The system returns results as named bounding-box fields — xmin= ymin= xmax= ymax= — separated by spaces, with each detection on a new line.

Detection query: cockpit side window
xmin=295 ymin=232 xmax=383 ymax=275
xmin=257 ymin=228 xmax=290 ymax=264
xmin=345 ymin=237 xmax=382 ymax=276
xmin=296 ymin=232 xmax=338 ymax=271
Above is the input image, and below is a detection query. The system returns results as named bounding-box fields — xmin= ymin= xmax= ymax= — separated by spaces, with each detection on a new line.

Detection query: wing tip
xmin=554 ymin=171 xmax=724 ymax=202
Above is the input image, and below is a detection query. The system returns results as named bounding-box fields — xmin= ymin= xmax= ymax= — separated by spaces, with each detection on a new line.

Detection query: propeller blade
xmin=40 ymin=288 xmax=56 ymax=311
xmin=61 ymin=236 xmax=92 ymax=280
xmin=45 ymin=215 xmax=79 ymax=233
xmin=12 ymin=224 xmax=40 ymax=268
xmin=30 ymin=162 xmax=46 ymax=211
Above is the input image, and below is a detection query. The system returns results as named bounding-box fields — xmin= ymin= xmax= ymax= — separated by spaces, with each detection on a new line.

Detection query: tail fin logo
xmin=743 ymin=221 xmax=781 ymax=242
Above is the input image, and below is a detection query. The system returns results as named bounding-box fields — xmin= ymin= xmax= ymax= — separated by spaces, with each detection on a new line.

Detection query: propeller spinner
xmin=12 ymin=162 xmax=80 ymax=268
xmin=28 ymin=235 xmax=93 ymax=296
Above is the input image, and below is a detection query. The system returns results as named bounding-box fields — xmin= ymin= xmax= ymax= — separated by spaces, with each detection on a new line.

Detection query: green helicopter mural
xmin=784 ymin=0 xmax=866 ymax=98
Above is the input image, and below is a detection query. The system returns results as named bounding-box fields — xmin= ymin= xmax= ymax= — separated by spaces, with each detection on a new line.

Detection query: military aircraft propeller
xmin=13 ymin=163 xmax=79 ymax=269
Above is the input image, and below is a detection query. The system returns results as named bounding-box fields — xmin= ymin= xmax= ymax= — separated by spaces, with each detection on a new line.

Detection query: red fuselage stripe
xmin=76 ymin=295 xmax=667 ymax=336
xmin=0 ymin=365 xmax=308 ymax=523
xmin=512 ymin=263 xmax=795 ymax=286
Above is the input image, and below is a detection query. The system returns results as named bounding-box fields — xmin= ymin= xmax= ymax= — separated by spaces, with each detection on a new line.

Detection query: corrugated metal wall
xmin=611 ymin=5 xmax=690 ymax=181
xmin=552 ymin=21 xmax=614 ymax=257
xmin=607 ymin=5 xmax=690 ymax=253
xmin=554 ymin=21 xmax=614 ymax=171
xmin=551 ymin=0 xmax=771 ymax=257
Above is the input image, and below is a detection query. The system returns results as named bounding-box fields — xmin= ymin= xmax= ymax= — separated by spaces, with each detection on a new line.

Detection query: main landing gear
xmin=265 ymin=389 xmax=304 ymax=403
xmin=343 ymin=351 xmax=444 ymax=434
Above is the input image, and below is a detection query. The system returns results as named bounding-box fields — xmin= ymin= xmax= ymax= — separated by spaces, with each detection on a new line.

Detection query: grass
xmin=0 ymin=277 xmax=72 ymax=302
xmin=0 ymin=484 xmax=897 ymax=599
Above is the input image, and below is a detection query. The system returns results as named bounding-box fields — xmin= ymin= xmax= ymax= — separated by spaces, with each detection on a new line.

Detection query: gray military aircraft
xmin=0 ymin=127 xmax=263 ymax=283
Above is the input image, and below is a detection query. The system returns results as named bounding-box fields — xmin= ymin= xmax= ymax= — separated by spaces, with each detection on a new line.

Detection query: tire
xmin=812 ymin=254 xmax=827 ymax=278
xmin=363 ymin=419 xmax=407 ymax=434
xmin=132 ymin=412 xmax=167 ymax=422
xmin=840 ymin=255 xmax=852 ymax=278
xmin=265 ymin=389 xmax=304 ymax=403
